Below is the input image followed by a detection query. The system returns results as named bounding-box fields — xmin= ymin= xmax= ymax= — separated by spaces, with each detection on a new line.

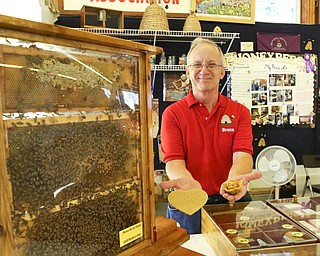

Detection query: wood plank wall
xmin=301 ymin=0 xmax=316 ymax=24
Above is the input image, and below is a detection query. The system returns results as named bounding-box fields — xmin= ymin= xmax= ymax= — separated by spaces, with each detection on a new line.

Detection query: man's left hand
xmin=220 ymin=171 xmax=262 ymax=202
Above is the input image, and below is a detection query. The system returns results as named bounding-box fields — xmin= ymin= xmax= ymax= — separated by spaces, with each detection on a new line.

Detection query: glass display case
xmin=267 ymin=196 xmax=320 ymax=240
xmin=202 ymin=201 xmax=317 ymax=256
xmin=0 ymin=15 xmax=160 ymax=256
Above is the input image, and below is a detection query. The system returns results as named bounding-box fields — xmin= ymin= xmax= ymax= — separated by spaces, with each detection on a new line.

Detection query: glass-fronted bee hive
xmin=0 ymin=15 xmax=159 ymax=256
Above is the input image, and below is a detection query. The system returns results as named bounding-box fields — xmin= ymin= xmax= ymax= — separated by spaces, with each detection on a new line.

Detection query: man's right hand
xmin=159 ymin=178 xmax=202 ymax=190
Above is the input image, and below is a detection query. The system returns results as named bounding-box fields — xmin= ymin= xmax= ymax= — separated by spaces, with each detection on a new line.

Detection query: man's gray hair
xmin=187 ymin=38 xmax=224 ymax=65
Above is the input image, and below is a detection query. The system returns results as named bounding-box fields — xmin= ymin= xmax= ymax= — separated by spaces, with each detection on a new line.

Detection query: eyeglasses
xmin=188 ymin=63 xmax=223 ymax=71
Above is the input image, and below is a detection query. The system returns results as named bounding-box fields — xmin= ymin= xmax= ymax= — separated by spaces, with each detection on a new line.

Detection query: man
xmin=160 ymin=38 xmax=262 ymax=234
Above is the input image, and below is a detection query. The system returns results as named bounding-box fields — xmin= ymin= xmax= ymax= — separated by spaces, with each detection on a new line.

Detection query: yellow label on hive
xmin=119 ymin=222 xmax=143 ymax=247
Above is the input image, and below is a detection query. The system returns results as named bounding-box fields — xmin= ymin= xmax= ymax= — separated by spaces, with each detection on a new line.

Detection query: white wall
xmin=0 ymin=0 xmax=58 ymax=24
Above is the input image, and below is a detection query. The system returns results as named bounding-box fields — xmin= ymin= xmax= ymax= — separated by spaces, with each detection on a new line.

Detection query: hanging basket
xmin=183 ymin=11 xmax=201 ymax=32
xmin=139 ymin=0 xmax=169 ymax=31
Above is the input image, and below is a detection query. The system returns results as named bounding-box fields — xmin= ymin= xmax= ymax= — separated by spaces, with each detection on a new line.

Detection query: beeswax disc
xmin=237 ymin=238 xmax=250 ymax=244
xmin=232 ymin=236 xmax=250 ymax=248
xmin=282 ymin=224 xmax=293 ymax=229
xmin=292 ymin=231 xmax=304 ymax=237
xmin=226 ymin=229 xmax=238 ymax=234
xmin=285 ymin=231 xmax=305 ymax=241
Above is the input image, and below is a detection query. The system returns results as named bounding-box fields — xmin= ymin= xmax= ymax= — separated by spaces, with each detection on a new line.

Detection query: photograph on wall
xmin=229 ymin=52 xmax=317 ymax=127
xmin=193 ymin=0 xmax=255 ymax=24
xmin=163 ymin=72 xmax=190 ymax=102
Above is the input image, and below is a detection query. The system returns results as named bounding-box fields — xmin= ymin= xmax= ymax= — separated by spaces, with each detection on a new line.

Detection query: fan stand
xmin=302 ymin=167 xmax=314 ymax=197
xmin=274 ymin=186 xmax=280 ymax=200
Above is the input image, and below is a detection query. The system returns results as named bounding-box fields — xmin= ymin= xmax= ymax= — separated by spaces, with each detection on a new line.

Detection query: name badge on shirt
xmin=220 ymin=114 xmax=235 ymax=132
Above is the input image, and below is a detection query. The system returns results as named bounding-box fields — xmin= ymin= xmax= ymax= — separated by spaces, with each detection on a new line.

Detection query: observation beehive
xmin=0 ymin=15 xmax=160 ymax=256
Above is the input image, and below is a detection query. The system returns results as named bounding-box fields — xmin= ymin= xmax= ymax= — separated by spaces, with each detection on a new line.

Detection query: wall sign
xmin=228 ymin=52 xmax=317 ymax=127
xmin=61 ymin=0 xmax=191 ymax=14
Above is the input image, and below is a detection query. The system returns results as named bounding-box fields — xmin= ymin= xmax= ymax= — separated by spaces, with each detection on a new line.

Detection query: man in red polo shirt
xmin=160 ymin=38 xmax=262 ymax=234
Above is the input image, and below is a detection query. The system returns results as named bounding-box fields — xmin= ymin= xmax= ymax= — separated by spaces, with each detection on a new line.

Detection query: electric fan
xmin=255 ymin=145 xmax=297 ymax=199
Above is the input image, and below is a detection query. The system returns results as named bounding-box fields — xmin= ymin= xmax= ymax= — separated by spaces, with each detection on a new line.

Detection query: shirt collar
xmin=186 ymin=89 xmax=228 ymax=108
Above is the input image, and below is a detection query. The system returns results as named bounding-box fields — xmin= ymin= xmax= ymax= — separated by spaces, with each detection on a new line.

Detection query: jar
xmin=182 ymin=54 xmax=187 ymax=65
xmin=171 ymin=56 xmax=176 ymax=65
xmin=179 ymin=56 xmax=184 ymax=65
xmin=160 ymin=52 xmax=166 ymax=65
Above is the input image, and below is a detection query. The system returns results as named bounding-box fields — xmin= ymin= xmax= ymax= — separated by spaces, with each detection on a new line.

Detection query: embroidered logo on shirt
xmin=220 ymin=114 xmax=233 ymax=125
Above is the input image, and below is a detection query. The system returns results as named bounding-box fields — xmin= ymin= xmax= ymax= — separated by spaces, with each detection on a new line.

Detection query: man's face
xmin=186 ymin=43 xmax=225 ymax=93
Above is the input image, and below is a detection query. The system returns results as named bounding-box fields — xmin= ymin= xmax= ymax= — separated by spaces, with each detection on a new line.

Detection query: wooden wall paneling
xmin=301 ymin=0 xmax=316 ymax=24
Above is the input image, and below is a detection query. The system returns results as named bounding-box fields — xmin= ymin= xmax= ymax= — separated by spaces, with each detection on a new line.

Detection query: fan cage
xmin=255 ymin=145 xmax=297 ymax=187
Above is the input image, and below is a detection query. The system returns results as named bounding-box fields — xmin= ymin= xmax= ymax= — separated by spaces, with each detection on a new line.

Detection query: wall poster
xmin=226 ymin=52 xmax=317 ymax=127
xmin=193 ymin=0 xmax=255 ymax=24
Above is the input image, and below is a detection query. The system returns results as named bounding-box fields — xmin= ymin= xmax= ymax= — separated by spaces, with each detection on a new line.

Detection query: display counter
xmin=202 ymin=201 xmax=318 ymax=256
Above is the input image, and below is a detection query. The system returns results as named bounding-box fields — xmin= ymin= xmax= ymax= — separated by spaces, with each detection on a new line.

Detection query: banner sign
xmin=257 ymin=32 xmax=301 ymax=53
xmin=62 ymin=0 xmax=191 ymax=14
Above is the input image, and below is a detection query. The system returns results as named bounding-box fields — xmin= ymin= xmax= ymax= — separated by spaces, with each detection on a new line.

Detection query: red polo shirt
xmin=160 ymin=91 xmax=253 ymax=195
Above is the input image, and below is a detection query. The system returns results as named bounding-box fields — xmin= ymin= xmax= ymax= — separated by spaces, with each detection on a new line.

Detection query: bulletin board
xmin=227 ymin=52 xmax=317 ymax=127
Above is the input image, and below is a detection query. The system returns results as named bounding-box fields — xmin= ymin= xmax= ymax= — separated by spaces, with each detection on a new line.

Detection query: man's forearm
xmin=228 ymin=152 xmax=253 ymax=180
xmin=166 ymin=159 xmax=194 ymax=180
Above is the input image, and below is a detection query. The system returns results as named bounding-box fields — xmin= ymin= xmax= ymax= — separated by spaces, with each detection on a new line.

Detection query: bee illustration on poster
xmin=193 ymin=0 xmax=255 ymax=24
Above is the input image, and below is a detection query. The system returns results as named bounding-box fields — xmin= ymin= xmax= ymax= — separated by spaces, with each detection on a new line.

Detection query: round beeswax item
xmin=232 ymin=237 xmax=250 ymax=248
xmin=226 ymin=229 xmax=238 ymax=234
xmin=282 ymin=224 xmax=293 ymax=229
xmin=292 ymin=231 xmax=304 ymax=237
xmin=285 ymin=231 xmax=305 ymax=241
xmin=237 ymin=237 xmax=249 ymax=244
xmin=222 ymin=180 xmax=242 ymax=195
xmin=240 ymin=216 xmax=250 ymax=221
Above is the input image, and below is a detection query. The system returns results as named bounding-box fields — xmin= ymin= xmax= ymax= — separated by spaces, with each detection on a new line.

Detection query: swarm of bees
xmin=8 ymin=120 xmax=143 ymax=255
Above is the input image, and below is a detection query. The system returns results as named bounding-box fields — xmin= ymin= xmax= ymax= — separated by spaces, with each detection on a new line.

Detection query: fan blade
xmin=273 ymin=168 xmax=288 ymax=183
xmin=257 ymin=156 xmax=270 ymax=172
xmin=273 ymin=149 xmax=291 ymax=163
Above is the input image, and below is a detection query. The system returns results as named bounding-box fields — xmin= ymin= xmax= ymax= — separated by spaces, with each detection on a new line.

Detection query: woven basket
xmin=139 ymin=0 xmax=169 ymax=30
xmin=183 ymin=11 xmax=201 ymax=32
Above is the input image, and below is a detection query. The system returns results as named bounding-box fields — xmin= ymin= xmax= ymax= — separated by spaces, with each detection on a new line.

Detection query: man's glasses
xmin=189 ymin=63 xmax=223 ymax=71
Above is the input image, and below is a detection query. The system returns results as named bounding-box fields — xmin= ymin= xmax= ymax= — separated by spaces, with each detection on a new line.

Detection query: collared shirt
xmin=160 ymin=90 xmax=253 ymax=195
